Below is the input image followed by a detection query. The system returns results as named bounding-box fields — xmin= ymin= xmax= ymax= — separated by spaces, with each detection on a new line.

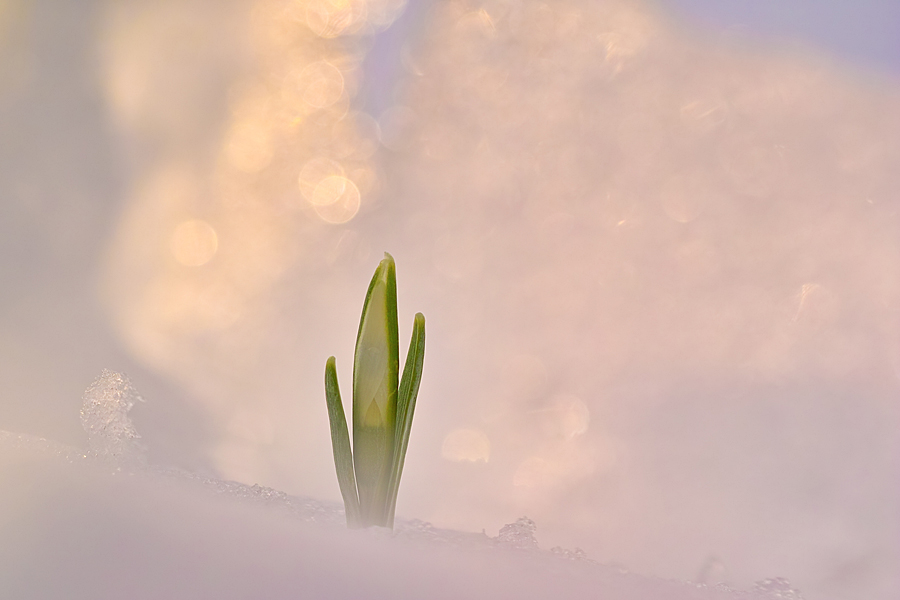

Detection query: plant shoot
xmin=324 ymin=253 xmax=425 ymax=528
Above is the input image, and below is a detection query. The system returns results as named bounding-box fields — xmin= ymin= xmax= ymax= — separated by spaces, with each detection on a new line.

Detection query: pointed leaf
xmin=352 ymin=253 xmax=400 ymax=526
xmin=386 ymin=312 xmax=425 ymax=527
xmin=324 ymin=356 xmax=360 ymax=528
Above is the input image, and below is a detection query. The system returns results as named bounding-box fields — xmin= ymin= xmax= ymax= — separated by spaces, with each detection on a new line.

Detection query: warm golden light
xmin=304 ymin=0 xmax=366 ymax=39
xmin=288 ymin=60 xmax=345 ymax=109
xmin=441 ymin=429 xmax=491 ymax=462
xmin=312 ymin=176 xmax=361 ymax=223
xmin=513 ymin=456 xmax=552 ymax=487
xmin=170 ymin=219 xmax=218 ymax=267
xmin=312 ymin=174 xmax=350 ymax=206
xmin=224 ymin=121 xmax=274 ymax=173
xmin=550 ymin=394 xmax=590 ymax=439
xmin=455 ymin=9 xmax=496 ymax=38
xmin=100 ymin=0 xmax=400 ymax=446
xmin=298 ymin=156 xmax=345 ymax=202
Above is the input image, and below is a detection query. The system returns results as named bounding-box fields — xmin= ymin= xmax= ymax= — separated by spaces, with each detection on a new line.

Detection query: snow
xmin=0 ymin=382 xmax=808 ymax=599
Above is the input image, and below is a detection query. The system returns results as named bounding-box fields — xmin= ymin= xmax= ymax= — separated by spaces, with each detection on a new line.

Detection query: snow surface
xmin=0 ymin=371 xmax=807 ymax=599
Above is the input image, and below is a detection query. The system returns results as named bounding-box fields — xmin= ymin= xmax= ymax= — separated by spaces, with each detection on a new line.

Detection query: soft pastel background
xmin=0 ymin=1 xmax=898 ymax=599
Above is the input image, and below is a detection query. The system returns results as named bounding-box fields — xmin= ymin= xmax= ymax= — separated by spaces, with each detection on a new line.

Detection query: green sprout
xmin=324 ymin=252 xmax=425 ymax=529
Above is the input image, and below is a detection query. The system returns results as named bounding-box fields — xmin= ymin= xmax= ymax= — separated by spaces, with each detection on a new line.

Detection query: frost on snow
xmin=496 ymin=516 xmax=539 ymax=551
xmin=80 ymin=369 xmax=146 ymax=462
xmin=751 ymin=578 xmax=805 ymax=600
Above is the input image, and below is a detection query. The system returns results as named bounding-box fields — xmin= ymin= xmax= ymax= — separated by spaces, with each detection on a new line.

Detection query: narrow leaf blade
xmin=386 ymin=311 xmax=425 ymax=526
xmin=325 ymin=356 xmax=361 ymax=528
xmin=352 ymin=253 xmax=400 ymax=526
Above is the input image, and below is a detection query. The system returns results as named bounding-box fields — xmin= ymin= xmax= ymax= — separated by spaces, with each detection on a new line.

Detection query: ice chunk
xmin=80 ymin=369 xmax=146 ymax=462
xmin=751 ymin=578 xmax=805 ymax=599
xmin=495 ymin=516 xmax=539 ymax=550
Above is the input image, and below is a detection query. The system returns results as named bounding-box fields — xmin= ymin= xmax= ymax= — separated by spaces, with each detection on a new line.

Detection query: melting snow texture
xmin=0 ymin=370 xmax=810 ymax=599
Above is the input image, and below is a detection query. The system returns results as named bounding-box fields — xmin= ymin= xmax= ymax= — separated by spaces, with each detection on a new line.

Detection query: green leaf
xmin=324 ymin=356 xmax=360 ymax=528
xmin=327 ymin=252 xmax=424 ymax=530
xmin=385 ymin=312 xmax=425 ymax=527
xmin=352 ymin=253 xmax=399 ymax=526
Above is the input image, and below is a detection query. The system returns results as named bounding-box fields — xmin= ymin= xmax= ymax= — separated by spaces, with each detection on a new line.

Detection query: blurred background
xmin=0 ymin=1 xmax=898 ymax=599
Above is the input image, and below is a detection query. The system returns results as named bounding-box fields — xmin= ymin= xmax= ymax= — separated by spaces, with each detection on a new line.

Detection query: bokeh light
xmin=312 ymin=176 xmax=361 ymax=223
xmin=170 ymin=220 xmax=218 ymax=267
xmin=441 ymin=428 xmax=491 ymax=462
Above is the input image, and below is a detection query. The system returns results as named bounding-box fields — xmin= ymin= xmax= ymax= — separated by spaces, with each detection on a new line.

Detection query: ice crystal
xmin=751 ymin=578 xmax=805 ymax=599
xmin=550 ymin=546 xmax=593 ymax=562
xmin=80 ymin=369 xmax=145 ymax=462
xmin=496 ymin=516 xmax=539 ymax=550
